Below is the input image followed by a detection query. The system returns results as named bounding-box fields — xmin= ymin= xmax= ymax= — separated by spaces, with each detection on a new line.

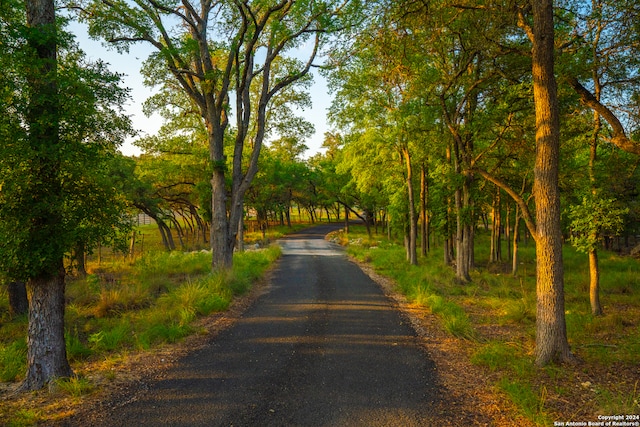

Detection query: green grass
xmin=0 ymin=220 xmax=292 ymax=426
xmin=0 ymin=339 xmax=27 ymax=382
xmin=0 ymin=228 xmax=283 ymax=375
xmin=54 ymin=376 xmax=95 ymax=398
xmin=6 ymin=409 xmax=40 ymax=427
xmin=338 ymin=225 xmax=640 ymax=425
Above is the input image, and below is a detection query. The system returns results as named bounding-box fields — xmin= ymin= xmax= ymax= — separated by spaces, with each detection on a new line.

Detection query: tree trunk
xmin=19 ymin=264 xmax=72 ymax=391
xmin=505 ymin=202 xmax=511 ymax=261
xmin=128 ymin=232 xmax=136 ymax=259
xmin=8 ymin=282 xmax=28 ymax=316
xmin=345 ymin=205 xmax=349 ymax=233
xmin=420 ymin=162 xmax=429 ymax=256
xmin=73 ymin=241 xmax=87 ymax=276
xmin=490 ymin=193 xmax=497 ymax=263
xmin=211 ymin=166 xmax=232 ymax=270
xmin=237 ymin=202 xmax=245 ymax=253
xmin=530 ymin=0 xmax=574 ymax=366
xmin=589 ymin=248 xmax=603 ymax=316
xmin=403 ymin=147 xmax=418 ymax=265
xmin=455 ymin=186 xmax=472 ymax=282
xmin=20 ymin=0 xmax=74 ymax=391
xmin=512 ymin=204 xmax=520 ymax=277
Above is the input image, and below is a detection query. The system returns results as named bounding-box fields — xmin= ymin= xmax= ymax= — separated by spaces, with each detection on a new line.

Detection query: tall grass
xmin=0 ymin=244 xmax=281 ymax=387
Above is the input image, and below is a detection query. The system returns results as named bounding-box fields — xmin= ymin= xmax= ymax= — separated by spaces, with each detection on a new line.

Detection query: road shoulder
xmin=353 ymin=259 xmax=534 ymax=427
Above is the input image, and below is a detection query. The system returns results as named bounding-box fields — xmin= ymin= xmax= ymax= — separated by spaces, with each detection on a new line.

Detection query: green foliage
xmin=7 ymin=409 xmax=40 ymax=427
xmin=341 ymin=225 xmax=640 ymax=424
xmin=66 ymin=329 xmax=93 ymax=361
xmin=0 ymin=18 xmax=134 ymax=281
xmin=568 ymin=195 xmax=628 ymax=253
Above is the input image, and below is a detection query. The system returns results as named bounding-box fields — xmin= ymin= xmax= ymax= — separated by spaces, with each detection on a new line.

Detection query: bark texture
xmin=20 ymin=266 xmax=72 ymax=390
xmin=403 ymin=146 xmax=418 ymax=266
xmin=531 ymin=0 xmax=574 ymax=366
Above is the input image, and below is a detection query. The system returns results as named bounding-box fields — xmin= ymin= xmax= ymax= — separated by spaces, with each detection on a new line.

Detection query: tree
xmin=519 ymin=0 xmax=575 ymax=366
xmin=568 ymin=195 xmax=627 ymax=315
xmin=0 ymin=1 xmax=134 ymax=388
xmin=79 ymin=0 xmax=362 ymax=270
xmin=561 ymin=0 xmax=640 ymax=316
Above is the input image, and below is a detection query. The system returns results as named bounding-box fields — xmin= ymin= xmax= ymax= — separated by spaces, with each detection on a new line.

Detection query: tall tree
xmin=520 ymin=0 xmax=575 ymax=365
xmin=79 ymin=0 xmax=361 ymax=270
xmin=0 ymin=1 xmax=134 ymax=388
xmin=19 ymin=0 xmax=73 ymax=390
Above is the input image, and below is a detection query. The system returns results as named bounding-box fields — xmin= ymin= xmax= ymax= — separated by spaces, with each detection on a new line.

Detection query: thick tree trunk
xmin=73 ymin=242 xmax=87 ymax=276
xmin=20 ymin=0 xmax=74 ymax=391
xmin=455 ymin=186 xmax=472 ymax=282
xmin=589 ymin=249 xmax=603 ymax=316
xmin=19 ymin=264 xmax=72 ymax=391
xmin=531 ymin=0 xmax=574 ymax=366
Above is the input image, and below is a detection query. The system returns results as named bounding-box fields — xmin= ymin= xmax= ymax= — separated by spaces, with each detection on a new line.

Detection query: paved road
xmin=69 ymin=224 xmax=444 ymax=426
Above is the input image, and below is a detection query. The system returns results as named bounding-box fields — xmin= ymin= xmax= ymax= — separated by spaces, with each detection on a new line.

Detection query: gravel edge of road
xmin=351 ymin=257 xmax=534 ymax=427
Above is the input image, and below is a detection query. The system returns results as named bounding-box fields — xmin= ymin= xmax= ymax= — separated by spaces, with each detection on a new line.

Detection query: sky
xmin=69 ymin=22 xmax=331 ymax=158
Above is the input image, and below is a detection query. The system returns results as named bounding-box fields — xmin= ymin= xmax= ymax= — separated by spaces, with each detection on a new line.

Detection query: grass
xmin=0 ymin=221 xmax=286 ymax=426
xmin=335 ymin=225 xmax=640 ymax=425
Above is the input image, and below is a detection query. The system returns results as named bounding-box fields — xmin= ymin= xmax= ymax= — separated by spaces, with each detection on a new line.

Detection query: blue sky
xmin=70 ymin=22 xmax=331 ymax=158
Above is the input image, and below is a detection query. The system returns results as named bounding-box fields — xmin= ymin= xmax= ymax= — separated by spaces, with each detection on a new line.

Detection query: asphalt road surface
xmin=68 ymin=224 xmax=446 ymax=426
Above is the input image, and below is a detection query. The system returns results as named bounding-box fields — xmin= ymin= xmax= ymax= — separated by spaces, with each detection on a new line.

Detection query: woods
xmin=1 ymin=0 xmax=640 ymax=410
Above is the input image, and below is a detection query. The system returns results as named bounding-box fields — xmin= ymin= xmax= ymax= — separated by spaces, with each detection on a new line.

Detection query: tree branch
xmin=567 ymin=76 xmax=640 ymax=156
xmin=473 ymin=168 xmax=537 ymax=241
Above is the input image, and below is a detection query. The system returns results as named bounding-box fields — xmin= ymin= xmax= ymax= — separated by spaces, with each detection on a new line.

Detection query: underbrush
xmin=338 ymin=225 xmax=640 ymax=425
xmin=0 ymin=244 xmax=281 ymax=389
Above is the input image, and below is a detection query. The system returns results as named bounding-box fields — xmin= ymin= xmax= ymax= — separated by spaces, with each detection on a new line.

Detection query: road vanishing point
xmin=63 ymin=223 xmax=452 ymax=426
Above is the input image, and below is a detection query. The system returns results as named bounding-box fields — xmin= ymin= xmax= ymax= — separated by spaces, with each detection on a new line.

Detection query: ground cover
xmin=0 ymin=222 xmax=292 ymax=426
xmin=334 ymin=226 xmax=640 ymax=425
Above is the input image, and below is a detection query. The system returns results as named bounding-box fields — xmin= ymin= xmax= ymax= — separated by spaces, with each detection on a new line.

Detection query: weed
xmin=498 ymin=378 xmax=550 ymax=425
xmin=7 ymin=409 xmax=40 ymax=427
xmin=595 ymin=380 xmax=639 ymax=414
xmin=88 ymin=322 xmax=132 ymax=352
xmin=54 ymin=376 xmax=95 ymax=397
xmin=443 ymin=314 xmax=475 ymax=340
xmin=0 ymin=339 xmax=27 ymax=382
xmin=472 ymin=341 xmax=519 ymax=371
xmin=502 ymin=298 xmax=535 ymax=324
xmin=65 ymin=329 xmax=92 ymax=361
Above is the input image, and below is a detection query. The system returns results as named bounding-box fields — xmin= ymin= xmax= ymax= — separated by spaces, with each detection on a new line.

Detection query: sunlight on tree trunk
xmin=589 ymin=249 xmax=603 ymax=316
xmin=529 ymin=0 xmax=574 ymax=366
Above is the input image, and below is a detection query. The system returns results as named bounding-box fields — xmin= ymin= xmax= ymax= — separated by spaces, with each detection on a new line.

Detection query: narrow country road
xmin=64 ymin=224 xmax=449 ymax=426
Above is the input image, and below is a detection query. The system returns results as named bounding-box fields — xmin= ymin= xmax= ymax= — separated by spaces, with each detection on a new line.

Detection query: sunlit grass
xmin=0 ymin=229 xmax=283 ymax=416
xmin=338 ymin=225 xmax=640 ymax=425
